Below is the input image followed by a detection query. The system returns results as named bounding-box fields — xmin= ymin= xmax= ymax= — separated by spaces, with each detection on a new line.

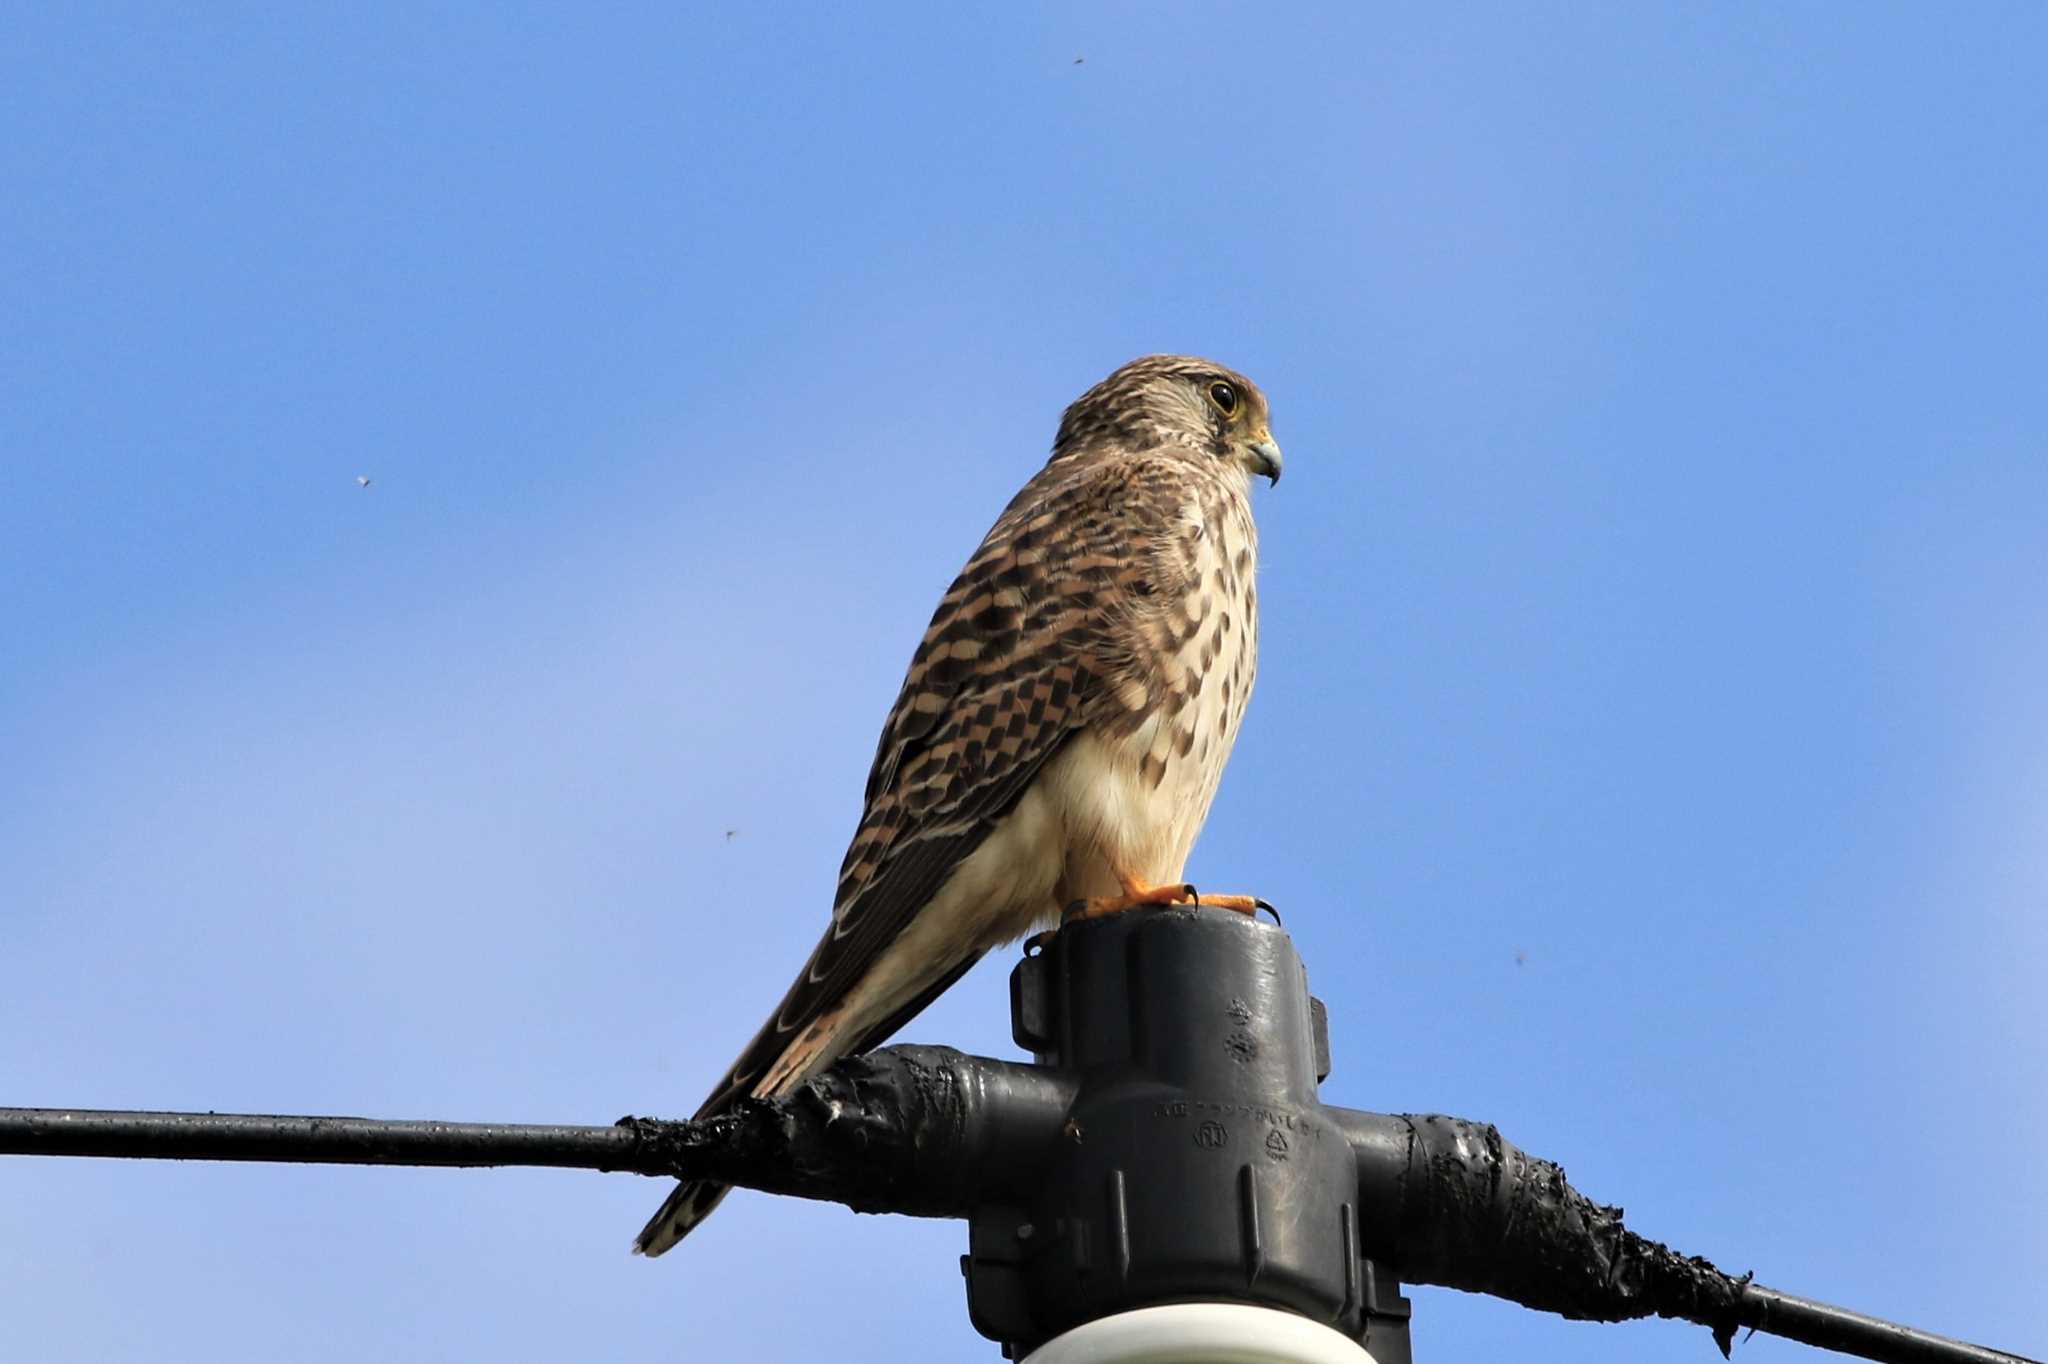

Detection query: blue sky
xmin=3 ymin=5 xmax=2043 ymax=1361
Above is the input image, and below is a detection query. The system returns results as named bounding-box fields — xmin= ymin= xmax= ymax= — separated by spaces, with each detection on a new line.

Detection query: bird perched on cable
xmin=634 ymin=354 xmax=1283 ymax=1255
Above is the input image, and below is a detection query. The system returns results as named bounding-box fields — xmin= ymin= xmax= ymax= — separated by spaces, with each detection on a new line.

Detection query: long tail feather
xmin=632 ymin=1179 xmax=732 ymax=1257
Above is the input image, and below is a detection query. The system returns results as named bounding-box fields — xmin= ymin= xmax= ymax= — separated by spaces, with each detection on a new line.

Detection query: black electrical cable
xmin=0 ymin=1096 xmax=2033 ymax=1364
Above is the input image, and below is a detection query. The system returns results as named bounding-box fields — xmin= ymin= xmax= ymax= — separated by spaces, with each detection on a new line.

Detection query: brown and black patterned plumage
xmin=634 ymin=354 xmax=1283 ymax=1255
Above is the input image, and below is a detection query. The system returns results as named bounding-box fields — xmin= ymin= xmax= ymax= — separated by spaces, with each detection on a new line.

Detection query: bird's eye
xmin=1208 ymin=382 xmax=1238 ymax=415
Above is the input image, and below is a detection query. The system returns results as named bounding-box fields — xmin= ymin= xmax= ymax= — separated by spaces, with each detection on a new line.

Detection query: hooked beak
xmin=1247 ymin=435 xmax=1283 ymax=486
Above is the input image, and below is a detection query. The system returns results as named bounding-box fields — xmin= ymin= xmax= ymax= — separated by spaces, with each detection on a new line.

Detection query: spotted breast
xmin=1038 ymin=455 xmax=1259 ymax=912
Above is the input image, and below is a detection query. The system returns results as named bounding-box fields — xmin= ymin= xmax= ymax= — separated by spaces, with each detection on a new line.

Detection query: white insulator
xmin=1022 ymin=1304 xmax=1378 ymax=1364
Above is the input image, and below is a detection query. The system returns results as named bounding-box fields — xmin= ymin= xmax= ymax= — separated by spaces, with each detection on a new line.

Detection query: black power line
xmin=0 ymin=1108 xmax=652 ymax=1170
xmin=2 ymin=912 xmax=2036 ymax=1364
xmin=2 ymin=1100 xmax=2031 ymax=1364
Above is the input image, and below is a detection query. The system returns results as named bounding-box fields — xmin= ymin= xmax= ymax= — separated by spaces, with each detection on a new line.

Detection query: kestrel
xmin=634 ymin=354 xmax=1283 ymax=1255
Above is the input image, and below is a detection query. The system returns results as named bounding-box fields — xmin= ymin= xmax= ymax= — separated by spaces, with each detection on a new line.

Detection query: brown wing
xmin=696 ymin=453 xmax=1193 ymax=1115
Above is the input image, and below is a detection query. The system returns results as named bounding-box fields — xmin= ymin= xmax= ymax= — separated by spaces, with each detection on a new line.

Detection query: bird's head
xmin=1052 ymin=354 xmax=1283 ymax=486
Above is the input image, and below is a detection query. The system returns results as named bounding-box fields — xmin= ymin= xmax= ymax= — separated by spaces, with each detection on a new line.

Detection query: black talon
xmin=1062 ymin=899 xmax=1089 ymax=924
xmin=1255 ymin=898 xmax=1282 ymax=926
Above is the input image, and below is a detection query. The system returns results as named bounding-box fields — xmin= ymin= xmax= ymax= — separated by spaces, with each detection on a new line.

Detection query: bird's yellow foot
xmin=1034 ymin=889 xmax=1279 ymax=951
xmin=1193 ymin=893 xmax=1271 ymax=919
xmin=1062 ymin=879 xmax=1197 ymax=923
